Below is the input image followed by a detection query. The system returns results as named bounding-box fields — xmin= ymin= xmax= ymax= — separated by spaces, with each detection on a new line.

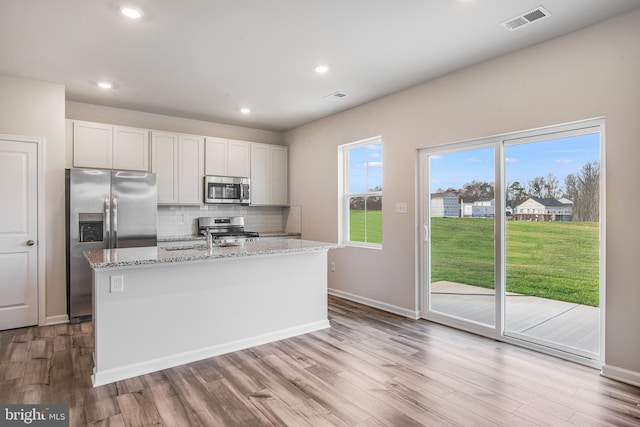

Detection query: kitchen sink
xmin=162 ymin=245 xmax=208 ymax=251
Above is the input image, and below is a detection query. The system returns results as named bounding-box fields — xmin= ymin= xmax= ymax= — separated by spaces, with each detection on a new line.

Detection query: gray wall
xmin=284 ymin=10 xmax=640 ymax=380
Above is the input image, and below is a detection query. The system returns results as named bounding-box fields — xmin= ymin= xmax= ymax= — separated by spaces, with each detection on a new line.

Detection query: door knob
xmin=26 ymin=240 xmax=35 ymax=246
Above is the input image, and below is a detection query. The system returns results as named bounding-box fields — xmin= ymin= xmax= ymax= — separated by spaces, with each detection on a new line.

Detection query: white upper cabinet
xmin=250 ymin=143 xmax=288 ymax=206
xmin=113 ymin=126 xmax=150 ymax=171
xmin=73 ymin=121 xmax=113 ymax=169
xmin=250 ymin=143 xmax=270 ymax=205
xmin=205 ymin=137 xmax=226 ymax=176
xmin=151 ymin=131 xmax=178 ymax=204
xmin=270 ymin=145 xmax=288 ymax=206
xmin=151 ymin=131 xmax=204 ymax=205
xmin=227 ymin=139 xmax=251 ymax=177
xmin=72 ymin=121 xmax=149 ymax=171
xmin=177 ymin=134 xmax=205 ymax=205
xmin=205 ymin=137 xmax=250 ymax=177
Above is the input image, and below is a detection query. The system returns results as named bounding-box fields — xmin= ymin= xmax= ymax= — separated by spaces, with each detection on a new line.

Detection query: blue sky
xmin=430 ymin=133 xmax=600 ymax=193
xmin=349 ymin=142 xmax=382 ymax=193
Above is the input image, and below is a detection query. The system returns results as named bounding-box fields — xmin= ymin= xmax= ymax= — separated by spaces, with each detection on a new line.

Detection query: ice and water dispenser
xmin=78 ymin=213 xmax=104 ymax=243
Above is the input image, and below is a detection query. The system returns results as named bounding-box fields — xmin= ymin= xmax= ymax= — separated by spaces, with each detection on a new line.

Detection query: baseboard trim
xmin=44 ymin=314 xmax=69 ymax=326
xmin=92 ymin=319 xmax=330 ymax=387
xmin=601 ymin=364 xmax=640 ymax=388
xmin=328 ymin=288 xmax=420 ymax=320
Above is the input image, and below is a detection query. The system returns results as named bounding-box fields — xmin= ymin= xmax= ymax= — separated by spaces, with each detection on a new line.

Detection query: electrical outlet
xmin=330 ymin=262 xmax=336 ymax=272
xmin=110 ymin=275 xmax=124 ymax=293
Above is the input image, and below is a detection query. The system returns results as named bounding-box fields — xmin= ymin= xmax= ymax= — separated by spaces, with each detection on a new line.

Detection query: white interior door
xmin=0 ymin=138 xmax=38 ymax=330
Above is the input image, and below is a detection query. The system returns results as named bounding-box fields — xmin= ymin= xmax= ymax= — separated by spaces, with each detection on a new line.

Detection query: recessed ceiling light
xmin=314 ymin=65 xmax=329 ymax=74
xmin=97 ymin=81 xmax=113 ymax=89
xmin=119 ymin=5 xmax=144 ymax=19
xmin=240 ymin=107 xmax=251 ymax=114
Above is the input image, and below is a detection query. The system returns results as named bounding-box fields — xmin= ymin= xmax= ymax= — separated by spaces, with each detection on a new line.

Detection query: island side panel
xmin=92 ymin=250 xmax=330 ymax=386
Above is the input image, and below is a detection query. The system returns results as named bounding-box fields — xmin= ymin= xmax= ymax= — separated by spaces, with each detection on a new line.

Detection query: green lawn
xmin=430 ymin=218 xmax=600 ymax=306
xmin=350 ymin=210 xmax=382 ymax=244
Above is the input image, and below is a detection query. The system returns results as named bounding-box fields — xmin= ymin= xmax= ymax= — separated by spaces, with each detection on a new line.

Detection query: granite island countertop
xmin=85 ymin=239 xmax=342 ymax=269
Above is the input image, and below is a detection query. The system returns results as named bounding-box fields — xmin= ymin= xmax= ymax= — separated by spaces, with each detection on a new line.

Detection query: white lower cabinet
xmin=250 ymin=143 xmax=288 ymax=206
xmin=152 ymin=131 xmax=204 ymax=205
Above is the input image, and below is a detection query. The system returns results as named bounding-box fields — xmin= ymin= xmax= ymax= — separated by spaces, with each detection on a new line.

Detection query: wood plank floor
xmin=1 ymin=296 xmax=639 ymax=426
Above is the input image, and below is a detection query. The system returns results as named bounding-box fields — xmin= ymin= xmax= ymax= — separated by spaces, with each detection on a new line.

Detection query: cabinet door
xmin=178 ymin=134 xmax=205 ymax=204
xmin=205 ymin=137 xmax=227 ymax=176
xmin=151 ymin=132 xmax=178 ymax=204
xmin=227 ymin=139 xmax=251 ymax=178
xmin=73 ymin=121 xmax=112 ymax=169
xmin=113 ymin=126 xmax=150 ymax=171
xmin=271 ymin=146 xmax=289 ymax=206
xmin=250 ymin=143 xmax=271 ymax=205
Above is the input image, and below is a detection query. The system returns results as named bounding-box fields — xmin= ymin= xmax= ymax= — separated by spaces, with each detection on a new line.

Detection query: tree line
xmin=436 ymin=161 xmax=599 ymax=221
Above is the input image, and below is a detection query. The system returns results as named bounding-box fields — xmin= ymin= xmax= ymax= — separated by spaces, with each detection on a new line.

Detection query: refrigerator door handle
xmin=112 ymin=197 xmax=118 ymax=248
xmin=104 ymin=197 xmax=111 ymax=248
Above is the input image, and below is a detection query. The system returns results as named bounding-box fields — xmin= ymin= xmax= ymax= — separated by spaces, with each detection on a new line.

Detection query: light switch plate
xmin=395 ymin=202 xmax=407 ymax=214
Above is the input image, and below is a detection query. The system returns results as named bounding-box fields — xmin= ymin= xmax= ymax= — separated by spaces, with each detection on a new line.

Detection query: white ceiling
xmin=1 ymin=1 xmax=639 ymax=132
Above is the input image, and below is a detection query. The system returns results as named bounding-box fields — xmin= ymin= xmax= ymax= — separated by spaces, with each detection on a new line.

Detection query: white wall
xmin=0 ymin=75 xmax=66 ymax=321
xmin=66 ymin=101 xmax=282 ymax=147
xmin=284 ymin=10 xmax=640 ymax=380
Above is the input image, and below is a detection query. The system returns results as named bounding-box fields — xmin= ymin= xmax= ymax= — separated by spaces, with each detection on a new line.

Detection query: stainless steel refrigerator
xmin=65 ymin=169 xmax=157 ymax=323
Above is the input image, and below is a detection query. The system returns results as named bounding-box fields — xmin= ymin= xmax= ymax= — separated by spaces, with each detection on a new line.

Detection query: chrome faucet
xmin=205 ymin=228 xmax=213 ymax=249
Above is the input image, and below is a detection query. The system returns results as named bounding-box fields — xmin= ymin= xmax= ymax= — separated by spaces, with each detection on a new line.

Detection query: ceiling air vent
xmin=323 ymin=91 xmax=347 ymax=101
xmin=501 ymin=6 xmax=551 ymax=31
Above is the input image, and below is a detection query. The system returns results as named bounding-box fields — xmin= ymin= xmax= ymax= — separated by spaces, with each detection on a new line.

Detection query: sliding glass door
xmin=426 ymin=146 xmax=496 ymax=327
xmin=419 ymin=119 xmax=603 ymax=364
xmin=503 ymin=130 xmax=601 ymax=358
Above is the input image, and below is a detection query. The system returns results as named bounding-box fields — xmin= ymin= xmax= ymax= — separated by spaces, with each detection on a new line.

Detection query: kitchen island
xmin=85 ymin=239 xmax=341 ymax=387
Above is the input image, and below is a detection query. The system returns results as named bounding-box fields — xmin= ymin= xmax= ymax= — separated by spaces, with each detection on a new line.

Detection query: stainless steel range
xmin=198 ymin=217 xmax=259 ymax=246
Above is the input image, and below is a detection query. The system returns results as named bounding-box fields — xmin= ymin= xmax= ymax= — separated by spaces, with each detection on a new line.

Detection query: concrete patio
xmin=430 ymin=281 xmax=600 ymax=354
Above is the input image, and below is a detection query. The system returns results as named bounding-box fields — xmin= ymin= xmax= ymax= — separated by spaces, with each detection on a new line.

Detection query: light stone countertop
xmin=85 ymin=239 xmax=342 ymax=269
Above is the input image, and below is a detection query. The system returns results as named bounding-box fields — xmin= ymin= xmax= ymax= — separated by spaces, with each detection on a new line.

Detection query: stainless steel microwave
xmin=204 ymin=176 xmax=250 ymax=205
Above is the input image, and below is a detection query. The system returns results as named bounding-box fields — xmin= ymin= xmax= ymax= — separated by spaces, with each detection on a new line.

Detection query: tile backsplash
xmin=157 ymin=205 xmax=299 ymax=237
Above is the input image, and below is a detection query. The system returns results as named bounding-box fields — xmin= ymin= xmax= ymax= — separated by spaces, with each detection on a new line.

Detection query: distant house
xmin=431 ymin=192 xmax=459 ymax=217
xmin=461 ymin=198 xmax=495 ymax=217
xmin=513 ymin=197 xmax=573 ymax=221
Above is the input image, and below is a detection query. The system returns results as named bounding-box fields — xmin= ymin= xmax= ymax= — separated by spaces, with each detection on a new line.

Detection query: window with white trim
xmin=339 ymin=137 xmax=382 ymax=247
